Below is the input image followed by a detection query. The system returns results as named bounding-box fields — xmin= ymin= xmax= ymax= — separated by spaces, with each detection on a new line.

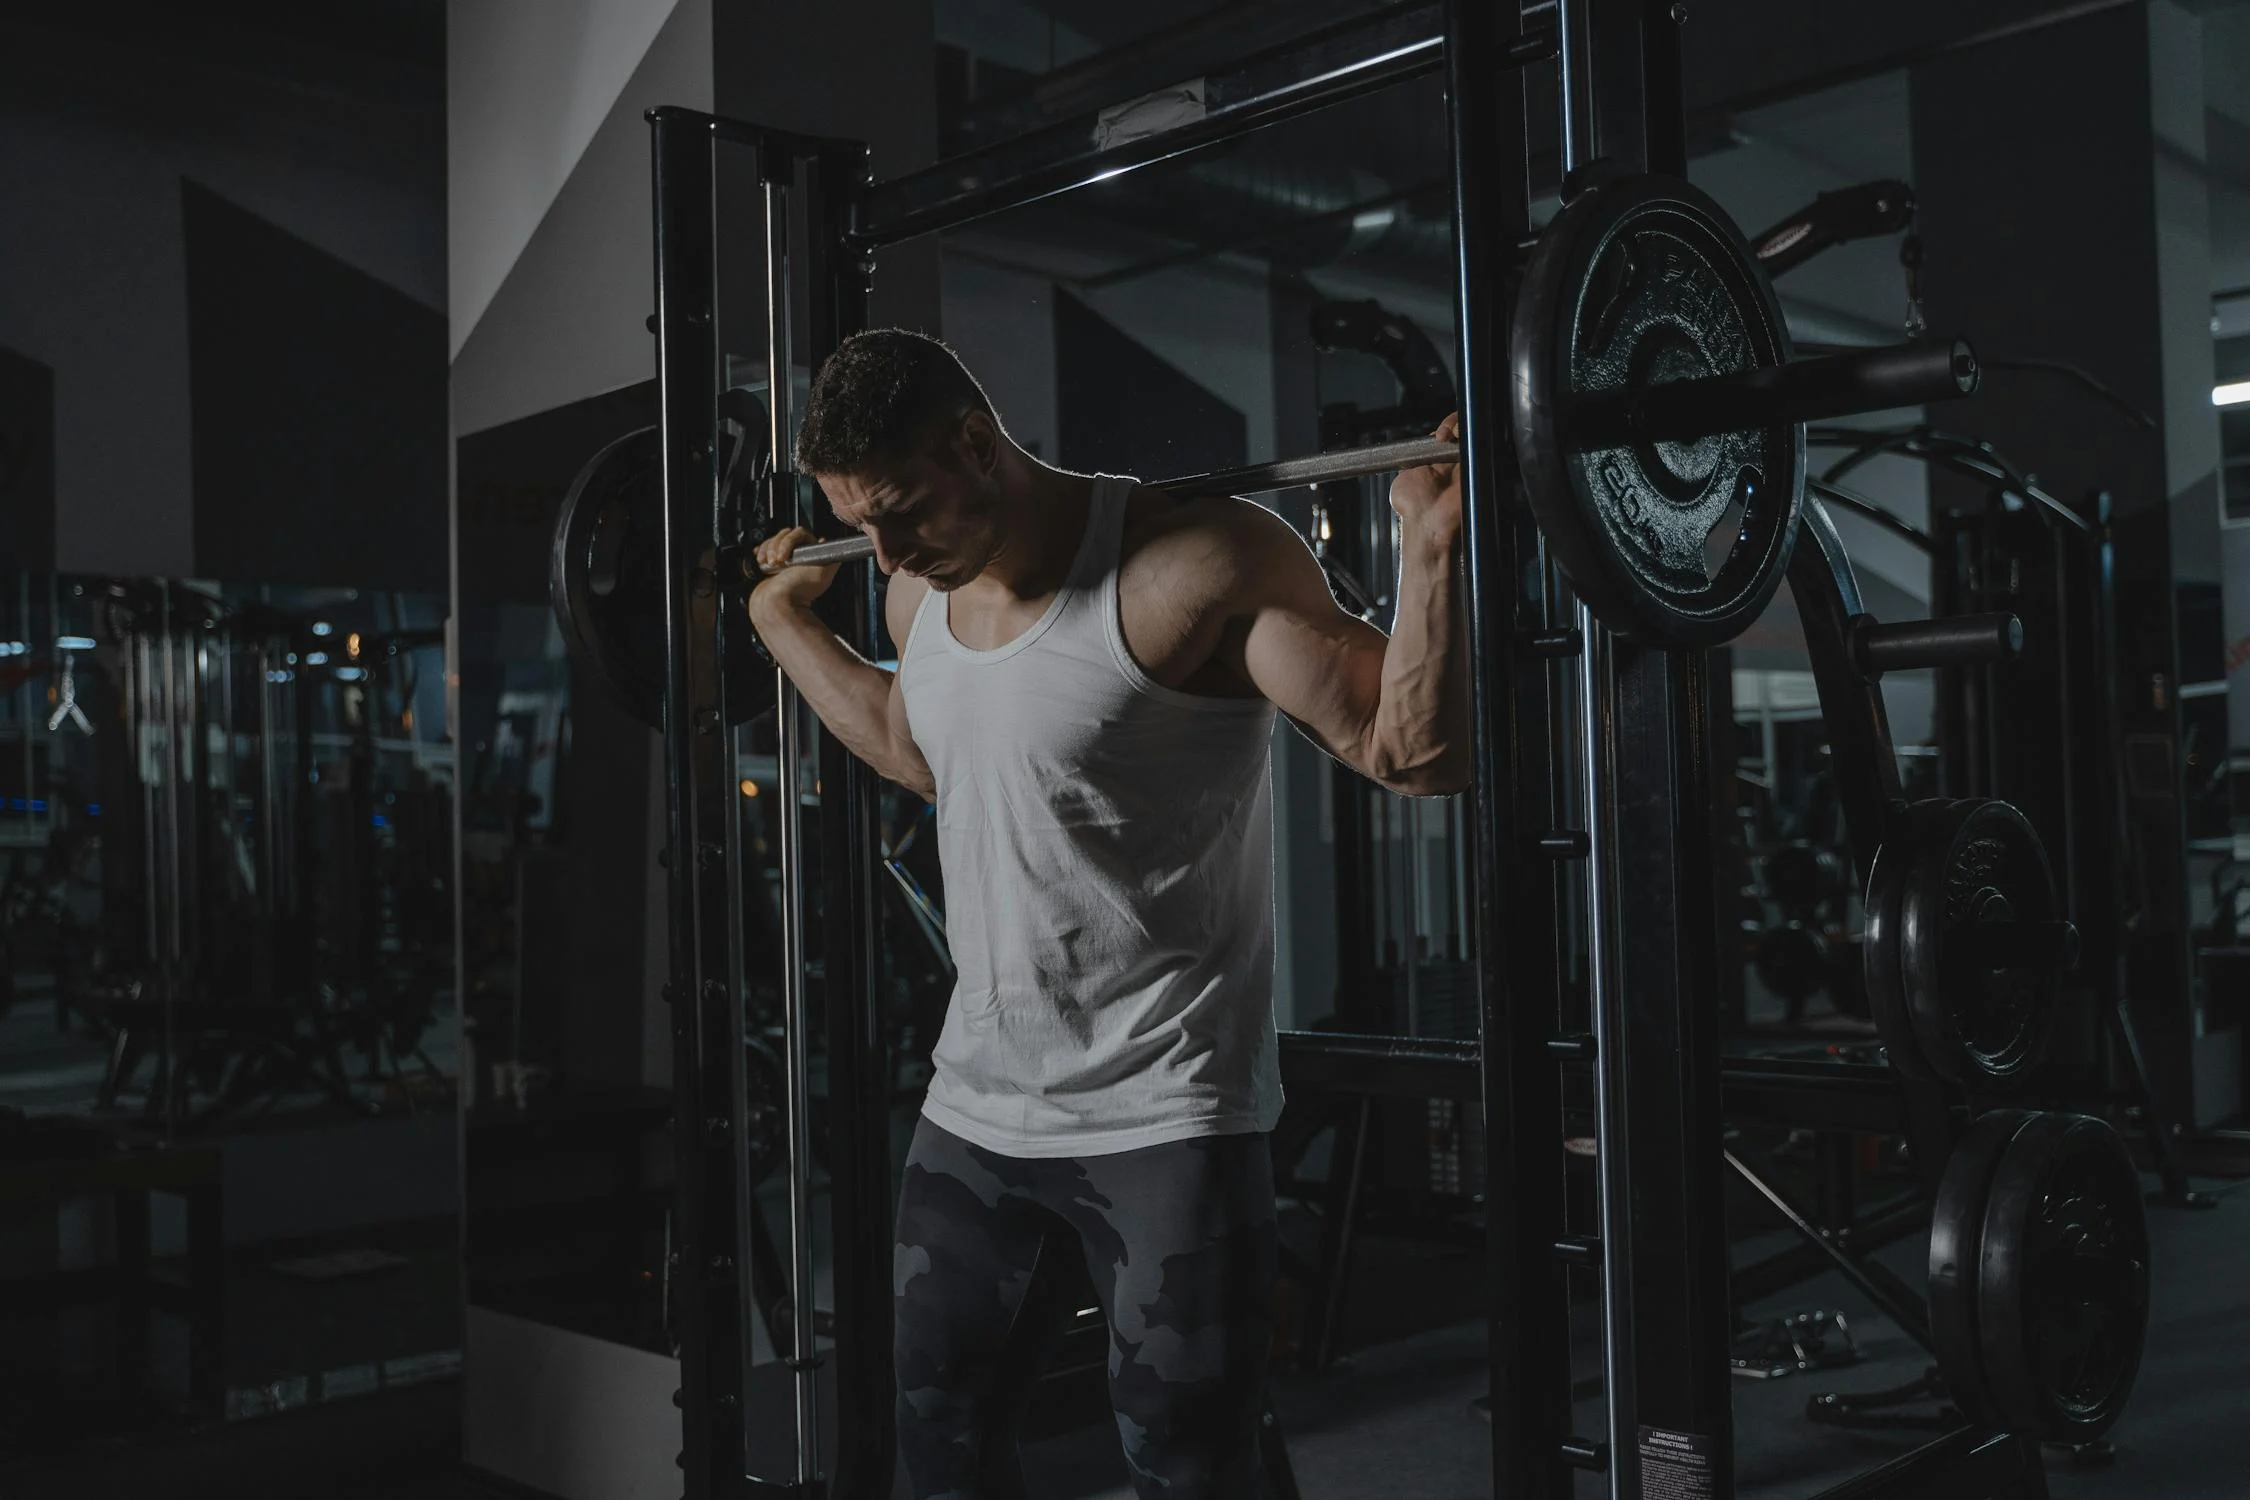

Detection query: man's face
xmin=816 ymin=412 xmax=1005 ymax=592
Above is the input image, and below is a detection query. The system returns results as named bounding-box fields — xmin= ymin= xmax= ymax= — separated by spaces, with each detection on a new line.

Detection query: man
xmin=749 ymin=328 xmax=1469 ymax=1499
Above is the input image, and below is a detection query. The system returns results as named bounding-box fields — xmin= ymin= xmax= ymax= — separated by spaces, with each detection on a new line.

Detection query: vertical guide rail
xmin=1442 ymin=2 xmax=1575 ymax=1495
xmin=761 ymin=163 xmax=825 ymax=1489
xmin=1577 ymin=603 xmax=1633 ymax=1480
xmin=1557 ymin=4 xmax=1640 ymax=1485
xmin=806 ymin=140 xmax=899 ymax=1498
xmin=16 ymin=577 xmax=29 ymax=847
xmin=1583 ymin=1 xmax=1736 ymax=1493
xmin=161 ymin=589 xmax=184 ymax=1133
xmin=650 ymin=107 xmax=752 ymax=1500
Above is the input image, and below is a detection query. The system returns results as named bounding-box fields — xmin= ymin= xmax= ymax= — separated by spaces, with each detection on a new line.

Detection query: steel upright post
xmin=1443 ymin=2 xmax=1576 ymax=1494
xmin=804 ymin=140 xmax=899 ymax=1500
xmin=650 ymin=106 xmax=755 ymax=1500
xmin=1560 ymin=1 xmax=1735 ymax=1492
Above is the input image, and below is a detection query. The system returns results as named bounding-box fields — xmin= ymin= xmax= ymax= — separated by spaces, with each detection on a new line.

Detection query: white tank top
xmin=898 ymin=475 xmax=1282 ymax=1157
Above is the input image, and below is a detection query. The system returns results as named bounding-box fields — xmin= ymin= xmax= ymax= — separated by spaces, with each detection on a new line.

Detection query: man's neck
xmin=976 ymin=455 xmax=1098 ymax=599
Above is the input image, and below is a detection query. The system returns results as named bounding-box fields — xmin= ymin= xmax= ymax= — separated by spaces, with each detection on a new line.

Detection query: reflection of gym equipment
xmin=0 ymin=816 xmax=102 ymax=1029
xmin=82 ymin=582 xmax=450 ymax=1131
xmin=0 ymin=597 xmax=113 ymax=1034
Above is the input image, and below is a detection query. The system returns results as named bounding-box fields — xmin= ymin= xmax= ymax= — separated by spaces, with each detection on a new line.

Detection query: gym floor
xmin=3 ymin=1170 xmax=2239 ymax=1500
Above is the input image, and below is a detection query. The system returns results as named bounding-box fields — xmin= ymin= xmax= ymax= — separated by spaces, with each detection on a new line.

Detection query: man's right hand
xmin=740 ymin=524 xmax=936 ymax=799
xmin=749 ymin=526 xmax=842 ymax=624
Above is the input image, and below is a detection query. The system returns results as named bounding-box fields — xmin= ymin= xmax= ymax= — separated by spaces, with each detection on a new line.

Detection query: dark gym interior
xmin=2 ymin=2 xmax=2248 ymax=1497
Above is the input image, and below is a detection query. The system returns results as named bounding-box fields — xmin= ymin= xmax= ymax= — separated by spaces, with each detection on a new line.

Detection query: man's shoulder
xmin=1120 ymin=490 xmax=1301 ymax=592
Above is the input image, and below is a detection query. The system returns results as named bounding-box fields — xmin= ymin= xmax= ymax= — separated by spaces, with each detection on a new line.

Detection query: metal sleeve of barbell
xmin=1151 ymin=434 xmax=1458 ymax=498
xmin=1852 ymin=612 xmax=2022 ymax=677
xmin=1579 ymin=339 xmax=1980 ymax=449
xmin=761 ymin=435 xmax=1462 ymax=573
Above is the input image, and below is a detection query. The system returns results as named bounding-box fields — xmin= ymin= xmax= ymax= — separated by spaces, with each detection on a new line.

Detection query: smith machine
xmin=543 ymin=2 xmax=2153 ymax=1495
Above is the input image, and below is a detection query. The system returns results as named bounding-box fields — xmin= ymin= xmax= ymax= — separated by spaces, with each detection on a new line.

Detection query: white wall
xmin=449 ymin=0 xmax=713 ymax=439
xmin=448 ymin=0 xmax=683 ymax=359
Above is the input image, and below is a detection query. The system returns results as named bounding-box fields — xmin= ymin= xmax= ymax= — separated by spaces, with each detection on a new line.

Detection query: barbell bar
xmin=763 ymin=435 xmax=1460 ymax=573
xmin=1570 ymin=339 xmax=1979 ymax=450
xmin=760 ymin=337 xmax=1977 ymax=576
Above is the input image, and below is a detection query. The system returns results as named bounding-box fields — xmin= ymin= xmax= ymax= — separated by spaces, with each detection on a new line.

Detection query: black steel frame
xmin=649 ymin=109 xmax=890 ymax=1498
xmin=640 ymin=6 xmax=2064 ymax=1499
xmin=853 ymin=3 xmax=1553 ymax=250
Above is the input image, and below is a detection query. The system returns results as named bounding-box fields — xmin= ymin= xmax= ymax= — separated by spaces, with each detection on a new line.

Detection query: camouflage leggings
xmin=893 ymin=1117 xmax=1277 ymax=1499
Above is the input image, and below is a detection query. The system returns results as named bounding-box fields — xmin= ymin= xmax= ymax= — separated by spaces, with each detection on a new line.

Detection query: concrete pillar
xmin=2208 ymin=3 xmax=2250 ymax=853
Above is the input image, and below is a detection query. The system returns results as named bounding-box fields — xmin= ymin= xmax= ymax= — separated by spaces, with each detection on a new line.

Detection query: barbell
xmin=552 ymin=172 xmax=1983 ymax=727
xmin=766 ymin=436 xmax=1464 ymax=572
xmin=762 ymin=327 xmax=1972 ymax=582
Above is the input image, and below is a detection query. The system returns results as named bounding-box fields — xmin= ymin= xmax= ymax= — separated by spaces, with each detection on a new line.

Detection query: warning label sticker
xmin=1637 ymin=1425 xmax=1717 ymax=1500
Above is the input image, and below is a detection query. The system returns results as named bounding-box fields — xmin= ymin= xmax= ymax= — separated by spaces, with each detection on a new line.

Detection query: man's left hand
xmin=1389 ymin=411 xmax=1463 ymax=544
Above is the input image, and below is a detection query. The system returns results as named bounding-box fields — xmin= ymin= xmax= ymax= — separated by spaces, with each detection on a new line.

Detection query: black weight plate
xmin=1928 ymin=1108 xmax=2037 ymax=1431
xmin=1976 ymin=1113 xmax=2150 ymax=1443
xmin=549 ymin=424 xmax=775 ymax=730
xmin=1512 ymin=175 xmax=1803 ymax=646
xmin=1899 ymin=799 xmax=2059 ymax=1086
xmin=1864 ymin=800 xmax=1961 ymax=1080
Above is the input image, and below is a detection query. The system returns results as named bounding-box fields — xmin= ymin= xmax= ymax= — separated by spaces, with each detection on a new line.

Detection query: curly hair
xmin=793 ymin=328 xmax=997 ymax=474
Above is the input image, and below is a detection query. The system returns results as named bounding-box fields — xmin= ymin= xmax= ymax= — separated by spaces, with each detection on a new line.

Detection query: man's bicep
xmin=865 ymin=578 xmax=934 ymax=798
xmin=882 ymin=659 xmax=935 ymax=800
xmin=1238 ymin=528 xmax=1388 ymax=764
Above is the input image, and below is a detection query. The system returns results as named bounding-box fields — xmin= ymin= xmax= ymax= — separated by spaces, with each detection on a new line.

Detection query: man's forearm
xmin=747 ymin=597 xmax=931 ymax=793
xmin=1367 ymin=520 xmax=1472 ymax=793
